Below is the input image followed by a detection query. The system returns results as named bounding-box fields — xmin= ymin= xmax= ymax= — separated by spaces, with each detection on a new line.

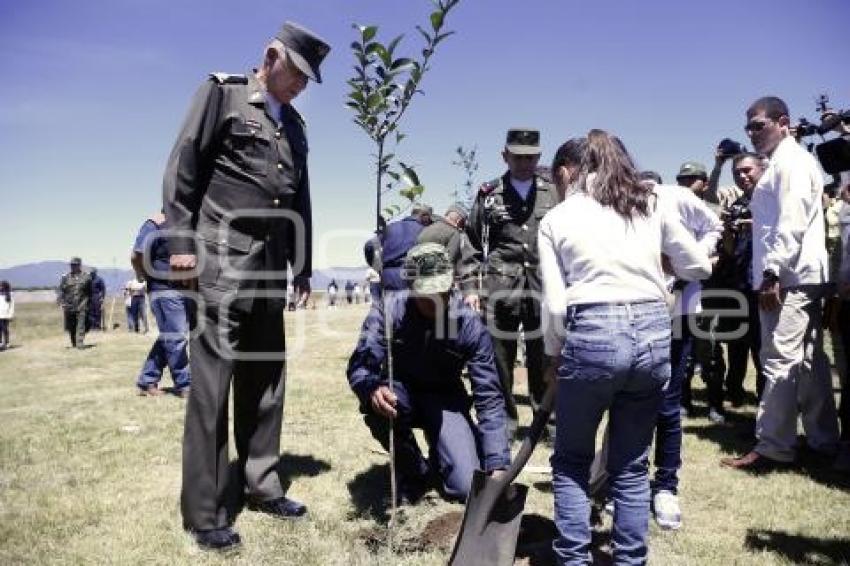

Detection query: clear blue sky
xmin=1 ymin=0 xmax=848 ymax=269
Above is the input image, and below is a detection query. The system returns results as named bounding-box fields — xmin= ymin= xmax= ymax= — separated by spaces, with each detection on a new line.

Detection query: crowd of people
xmin=73 ymin=16 xmax=846 ymax=562
xmin=350 ymin=97 xmax=850 ymax=563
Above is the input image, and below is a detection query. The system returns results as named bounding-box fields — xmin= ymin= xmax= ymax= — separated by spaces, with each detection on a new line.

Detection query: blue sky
xmin=1 ymin=0 xmax=848 ymax=269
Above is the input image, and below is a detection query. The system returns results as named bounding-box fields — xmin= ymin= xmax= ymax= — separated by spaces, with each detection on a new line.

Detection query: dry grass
xmin=0 ymin=302 xmax=848 ymax=565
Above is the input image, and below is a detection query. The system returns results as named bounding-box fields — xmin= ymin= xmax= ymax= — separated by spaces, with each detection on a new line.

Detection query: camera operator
xmin=713 ymin=153 xmax=768 ymax=405
xmin=835 ymin=174 xmax=850 ymax=470
xmin=722 ymin=96 xmax=839 ymax=472
xmin=706 ymin=140 xmax=746 ymax=211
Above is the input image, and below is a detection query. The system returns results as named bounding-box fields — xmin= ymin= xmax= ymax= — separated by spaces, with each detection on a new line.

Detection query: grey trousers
xmin=181 ymin=299 xmax=287 ymax=531
xmin=755 ymin=284 xmax=839 ymax=461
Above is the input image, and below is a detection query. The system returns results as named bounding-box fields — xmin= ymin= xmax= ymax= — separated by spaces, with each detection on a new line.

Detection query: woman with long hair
xmin=539 ymin=129 xmax=710 ymax=564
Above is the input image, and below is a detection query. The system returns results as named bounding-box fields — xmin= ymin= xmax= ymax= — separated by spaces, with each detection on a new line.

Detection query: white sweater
xmin=539 ymin=191 xmax=711 ymax=356
xmin=0 ymin=296 xmax=14 ymax=319
xmin=751 ymin=136 xmax=829 ymax=288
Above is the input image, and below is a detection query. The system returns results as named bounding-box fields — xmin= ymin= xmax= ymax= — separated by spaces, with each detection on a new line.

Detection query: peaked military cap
xmin=403 ymin=243 xmax=454 ymax=294
xmin=277 ymin=21 xmax=331 ymax=83
xmin=505 ymin=128 xmax=541 ymax=156
xmin=676 ymin=161 xmax=708 ymax=179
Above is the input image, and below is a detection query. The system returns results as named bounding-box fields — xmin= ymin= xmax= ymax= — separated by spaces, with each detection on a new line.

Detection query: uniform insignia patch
xmin=245 ymin=119 xmax=262 ymax=131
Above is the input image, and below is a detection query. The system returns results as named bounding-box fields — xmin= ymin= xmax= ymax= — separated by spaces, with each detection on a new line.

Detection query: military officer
xmin=462 ymin=128 xmax=558 ymax=433
xmin=346 ymin=243 xmax=510 ymax=503
xmin=58 ymin=257 xmax=92 ymax=348
xmin=163 ymin=22 xmax=329 ymax=551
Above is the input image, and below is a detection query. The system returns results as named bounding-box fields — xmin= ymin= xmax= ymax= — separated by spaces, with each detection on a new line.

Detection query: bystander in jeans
xmin=124 ymin=277 xmax=147 ymax=332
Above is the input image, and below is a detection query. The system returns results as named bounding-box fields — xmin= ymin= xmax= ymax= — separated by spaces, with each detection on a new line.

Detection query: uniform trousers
xmin=362 ymin=381 xmax=481 ymax=501
xmin=755 ymin=284 xmax=839 ymax=461
xmin=486 ymin=285 xmax=545 ymax=422
xmin=63 ymin=308 xmax=87 ymax=347
xmin=181 ymin=296 xmax=287 ymax=531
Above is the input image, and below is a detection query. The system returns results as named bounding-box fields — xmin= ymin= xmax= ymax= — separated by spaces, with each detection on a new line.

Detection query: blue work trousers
xmin=651 ymin=315 xmax=691 ymax=494
xmin=551 ymin=301 xmax=670 ymax=566
xmin=363 ymin=381 xmax=481 ymax=501
xmin=137 ymin=292 xmax=190 ymax=390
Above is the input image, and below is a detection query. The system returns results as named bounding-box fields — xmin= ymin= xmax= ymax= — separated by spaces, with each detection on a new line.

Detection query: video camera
xmin=791 ymin=94 xmax=850 ymax=183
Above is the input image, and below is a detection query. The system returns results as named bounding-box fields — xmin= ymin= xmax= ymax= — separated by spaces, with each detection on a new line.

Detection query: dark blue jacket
xmin=346 ymin=291 xmax=510 ymax=470
xmin=380 ymin=216 xmax=425 ymax=291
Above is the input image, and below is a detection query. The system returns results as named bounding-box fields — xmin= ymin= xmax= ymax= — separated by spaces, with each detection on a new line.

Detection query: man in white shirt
xmin=723 ymin=96 xmax=839 ymax=471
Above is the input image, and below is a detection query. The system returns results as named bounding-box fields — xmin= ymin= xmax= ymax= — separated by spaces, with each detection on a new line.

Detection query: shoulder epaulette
xmin=478 ymin=178 xmax=502 ymax=196
xmin=209 ymin=72 xmax=248 ymax=85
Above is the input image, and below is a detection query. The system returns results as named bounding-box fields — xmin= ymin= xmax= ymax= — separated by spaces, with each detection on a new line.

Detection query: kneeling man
xmin=346 ymin=243 xmax=510 ymax=503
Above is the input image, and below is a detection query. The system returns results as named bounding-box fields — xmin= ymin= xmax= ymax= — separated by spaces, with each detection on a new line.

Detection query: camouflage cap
xmin=402 ymin=243 xmax=453 ymax=294
xmin=505 ymin=128 xmax=541 ymax=156
xmin=676 ymin=161 xmax=708 ymax=179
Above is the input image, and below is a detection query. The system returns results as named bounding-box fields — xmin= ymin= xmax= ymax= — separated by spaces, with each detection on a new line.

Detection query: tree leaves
xmin=348 ymin=1 xmax=462 ymax=222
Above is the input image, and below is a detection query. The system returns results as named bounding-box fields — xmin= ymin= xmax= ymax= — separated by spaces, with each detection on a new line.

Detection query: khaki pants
xmin=755 ymin=284 xmax=839 ymax=461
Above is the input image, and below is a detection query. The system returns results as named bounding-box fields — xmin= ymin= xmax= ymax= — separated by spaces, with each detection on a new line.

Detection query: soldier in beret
xmin=462 ymin=128 xmax=558 ymax=435
xmin=163 ymin=21 xmax=330 ymax=551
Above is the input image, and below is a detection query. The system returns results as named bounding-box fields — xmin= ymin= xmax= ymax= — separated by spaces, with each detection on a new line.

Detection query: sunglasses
xmin=744 ymin=120 xmax=771 ymax=133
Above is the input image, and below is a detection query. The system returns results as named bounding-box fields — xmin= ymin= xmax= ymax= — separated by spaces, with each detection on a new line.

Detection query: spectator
xmin=0 ymin=281 xmax=13 ymax=350
xmin=88 ymin=268 xmax=106 ymax=331
xmin=723 ymin=96 xmax=839 ymax=471
xmin=344 ymin=280 xmax=355 ymax=304
xmin=327 ymin=279 xmax=338 ymax=309
xmin=131 ymin=211 xmax=192 ymax=397
xmin=124 ymin=276 xmax=147 ymax=332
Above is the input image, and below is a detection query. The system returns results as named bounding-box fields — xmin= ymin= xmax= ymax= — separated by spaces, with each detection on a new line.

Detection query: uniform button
xmin=521 ymin=206 xmax=527 ymax=213
xmin=521 ymin=225 xmax=528 ymax=231
xmin=523 ymin=261 xmax=530 ymax=268
xmin=273 ymin=198 xmax=280 ymax=206
xmin=275 ymin=131 xmax=282 ymax=139
xmin=277 ymin=163 xmax=284 ymax=170
xmin=266 ymin=235 xmax=271 ymax=241
xmin=523 ymin=243 xmax=529 ymax=249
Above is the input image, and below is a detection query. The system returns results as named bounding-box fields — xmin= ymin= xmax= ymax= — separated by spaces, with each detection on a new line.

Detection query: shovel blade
xmin=448 ymin=470 xmax=529 ymax=566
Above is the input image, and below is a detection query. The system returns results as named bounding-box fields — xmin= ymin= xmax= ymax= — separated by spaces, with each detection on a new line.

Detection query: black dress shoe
xmin=192 ymin=526 xmax=241 ymax=551
xmin=247 ymin=496 xmax=307 ymax=519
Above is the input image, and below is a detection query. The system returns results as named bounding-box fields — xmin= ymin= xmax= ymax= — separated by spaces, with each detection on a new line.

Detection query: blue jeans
xmin=552 ymin=301 xmax=670 ymax=566
xmin=652 ymin=315 xmax=691 ymax=494
xmin=137 ymin=292 xmax=191 ymax=390
xmin=362 ymin=381 xmax=482 ymax=501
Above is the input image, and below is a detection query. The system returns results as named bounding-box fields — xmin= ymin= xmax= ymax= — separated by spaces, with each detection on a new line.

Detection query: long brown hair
xmin=579 ymin=129 xmax=650 ymax=219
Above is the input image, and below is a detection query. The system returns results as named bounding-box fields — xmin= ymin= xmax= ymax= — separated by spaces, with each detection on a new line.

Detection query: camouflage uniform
xmin=59 ymin=266 xmax=92 ymax=348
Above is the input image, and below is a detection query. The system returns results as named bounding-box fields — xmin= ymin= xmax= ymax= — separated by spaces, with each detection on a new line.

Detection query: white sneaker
xmin=653 ymin=490 xmax=682 ymax=530
xmin=708 ymin=408 xmax=726 ymax=424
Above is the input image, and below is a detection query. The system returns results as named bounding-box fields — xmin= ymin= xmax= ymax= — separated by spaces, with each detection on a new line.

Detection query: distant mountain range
xmin=0 ymin=261 xmax=367 ymax=295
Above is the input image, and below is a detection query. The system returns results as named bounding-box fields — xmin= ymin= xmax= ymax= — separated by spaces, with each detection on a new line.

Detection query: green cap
xmin=676 ymin=161 xmax=708 ymax=179
xmin=505 ymin=128 xmax=541 ymax=155
xmin=402 ymin=243 xmax=454 ymax=294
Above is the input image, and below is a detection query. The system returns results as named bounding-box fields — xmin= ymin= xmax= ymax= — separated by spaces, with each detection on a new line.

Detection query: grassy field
xmin=0 ymin=301 xmax=848 ymax=565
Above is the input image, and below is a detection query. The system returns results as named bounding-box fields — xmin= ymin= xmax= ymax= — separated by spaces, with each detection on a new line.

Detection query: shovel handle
xmin=502 ymin=380 xmax=556 ymax=486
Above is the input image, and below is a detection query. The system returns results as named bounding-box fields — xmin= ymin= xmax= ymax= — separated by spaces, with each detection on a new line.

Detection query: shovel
xmin=448 ymin=381 xmax=557 ymax=566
